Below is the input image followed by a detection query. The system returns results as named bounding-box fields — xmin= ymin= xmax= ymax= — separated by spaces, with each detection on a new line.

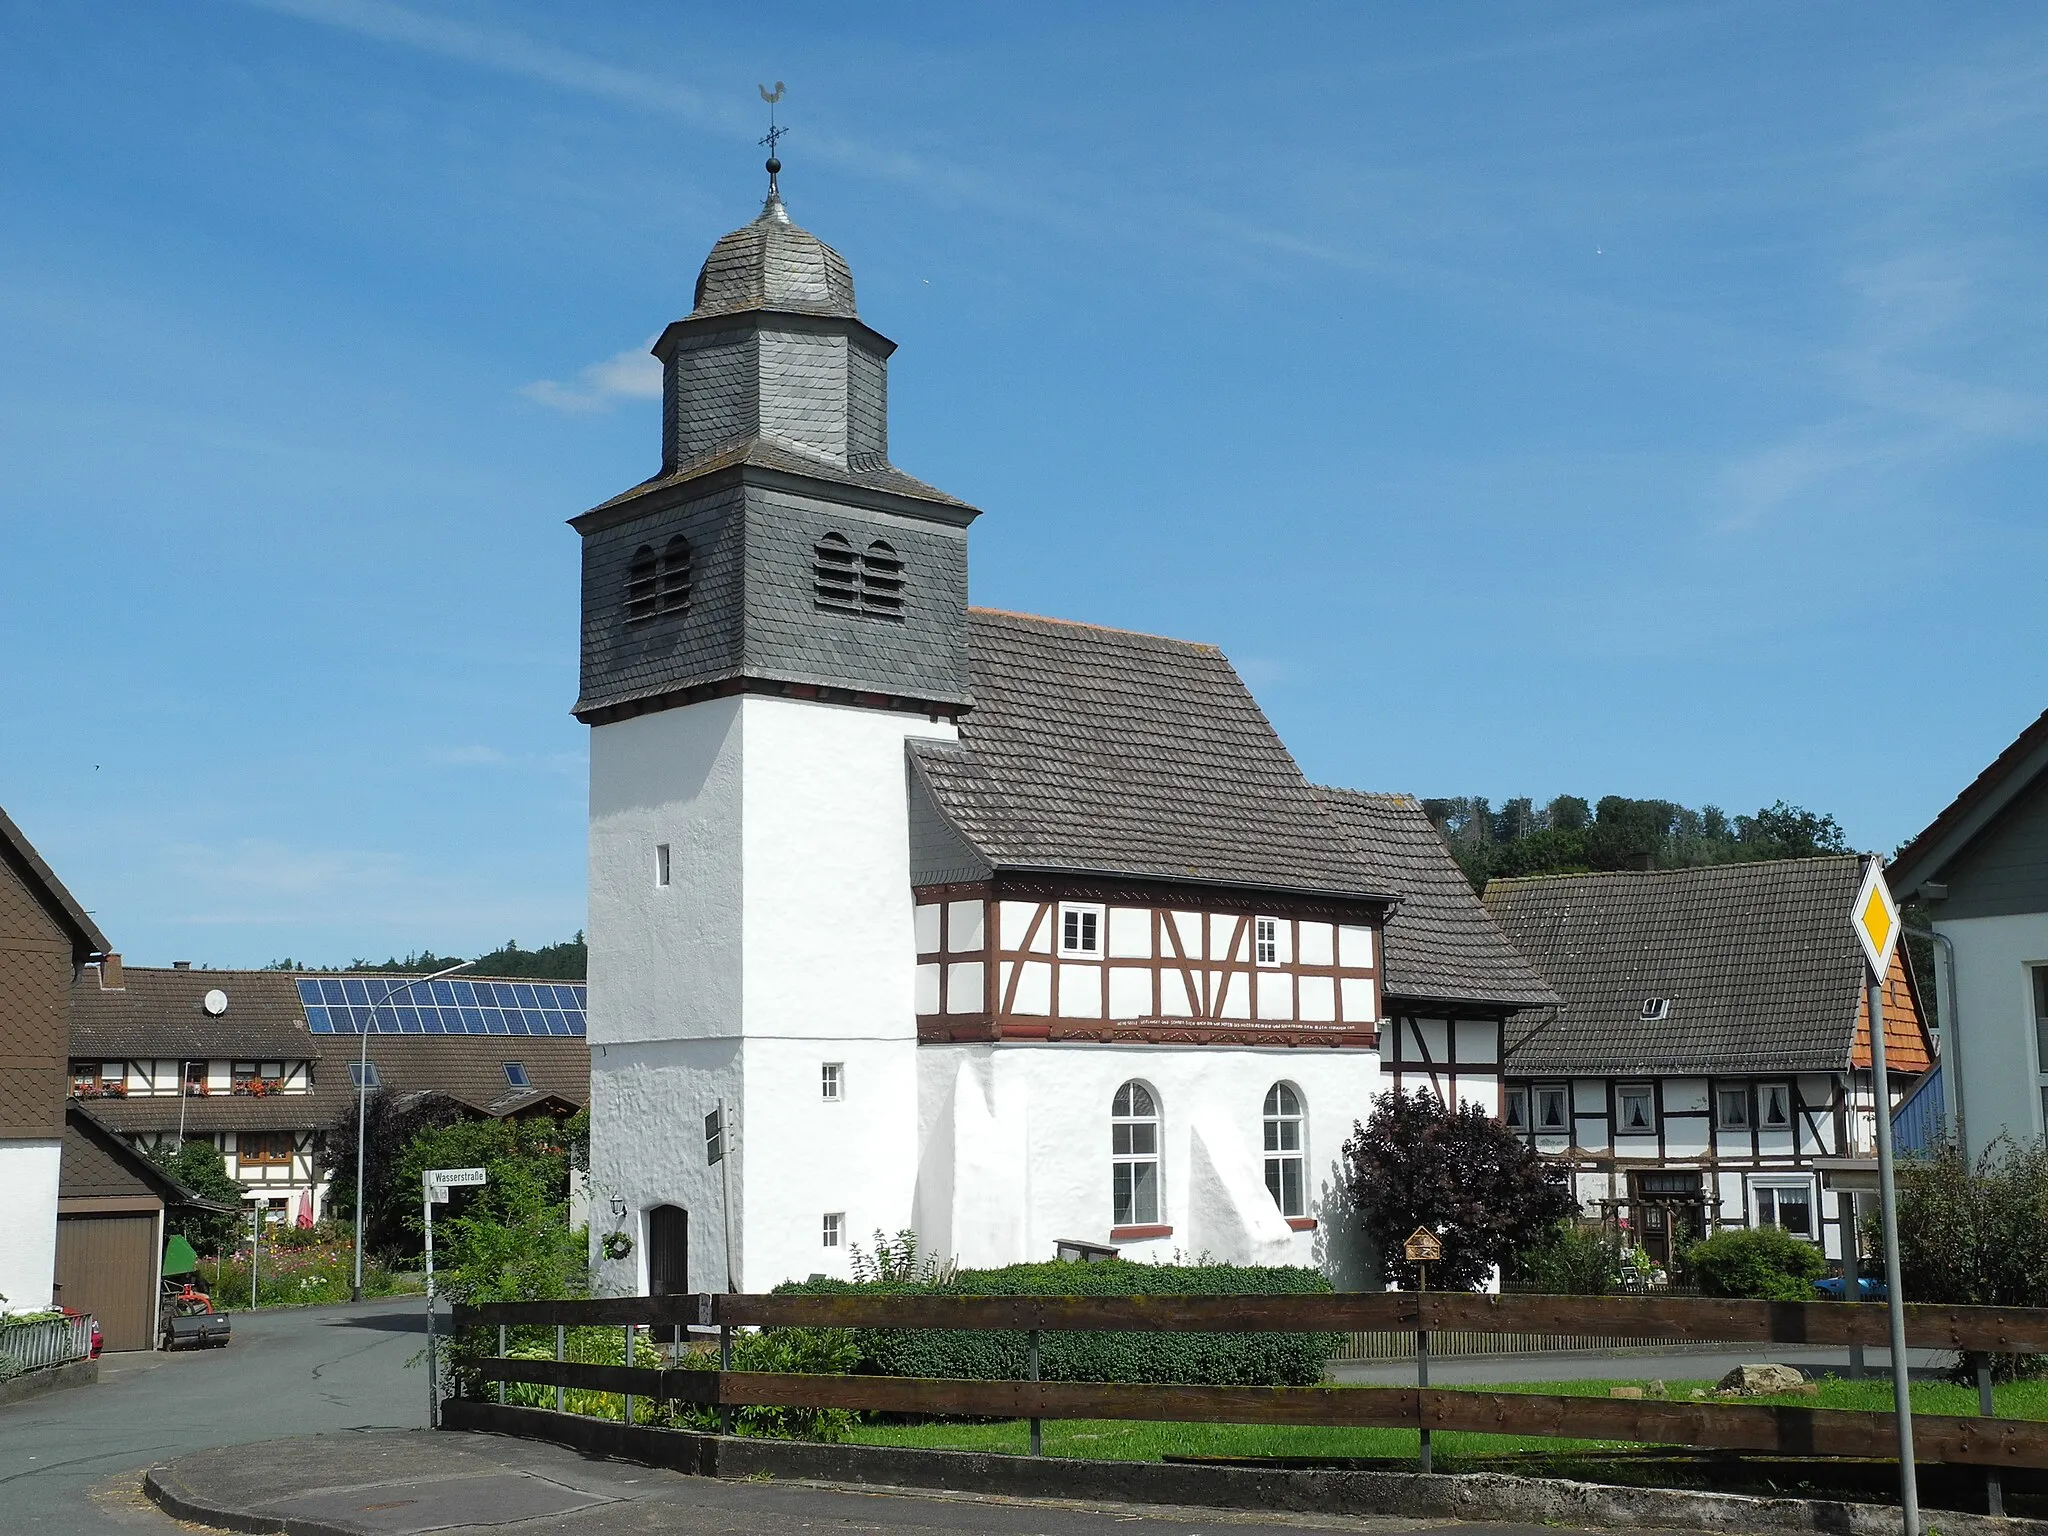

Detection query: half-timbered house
xmin=575 ymin=171 xmax=1561 ymax=1295
xmin=1483 ymin=857 xmax=1934 ymax=1271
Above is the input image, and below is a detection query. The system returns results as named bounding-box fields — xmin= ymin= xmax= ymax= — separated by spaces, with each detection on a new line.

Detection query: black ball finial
xmin=766 ymin=157 xmax=781 ymax=176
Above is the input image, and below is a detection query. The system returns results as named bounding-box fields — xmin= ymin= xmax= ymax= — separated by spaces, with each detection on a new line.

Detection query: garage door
xmin=56 ymin=1213 xmax=158 ymax=1351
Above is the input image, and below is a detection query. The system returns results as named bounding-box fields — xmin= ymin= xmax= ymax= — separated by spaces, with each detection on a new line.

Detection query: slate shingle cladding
xmin=1484 ymin=856 xmax=1884 ymax=1076
xmin=1312 ymin=788 xmax=1557 ymax=1010
xmin=908 ymin=610 xmax=1396 ymax=902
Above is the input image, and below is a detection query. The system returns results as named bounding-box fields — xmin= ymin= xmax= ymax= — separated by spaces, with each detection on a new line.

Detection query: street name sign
xmin=426 ymin=1166 xmax=488 ymax=1188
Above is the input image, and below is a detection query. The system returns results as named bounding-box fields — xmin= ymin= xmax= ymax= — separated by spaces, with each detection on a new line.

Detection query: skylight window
xmin=1640 ymin=998 xmax=1670 ymax=1021
xmin=502 ymin=1062 xmax=530 ymax=1089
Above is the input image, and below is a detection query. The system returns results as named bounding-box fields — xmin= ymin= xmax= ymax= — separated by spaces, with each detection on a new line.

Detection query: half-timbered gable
xmin=1485 ymin=857 xmax=1934 ymax=1269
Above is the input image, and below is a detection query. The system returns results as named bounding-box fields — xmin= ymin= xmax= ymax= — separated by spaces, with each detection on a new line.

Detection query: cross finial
xmin=758 ymin=81 xmax=787 ymax=196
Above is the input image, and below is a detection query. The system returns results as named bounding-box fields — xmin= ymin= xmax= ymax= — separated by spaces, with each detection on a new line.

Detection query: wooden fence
xmin=449 ymin=1292 xmax=2048 ymax=1472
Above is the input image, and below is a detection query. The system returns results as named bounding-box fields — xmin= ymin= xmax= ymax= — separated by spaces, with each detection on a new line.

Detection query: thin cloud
xmin=520 ymin=341 xmax=662 ymax=415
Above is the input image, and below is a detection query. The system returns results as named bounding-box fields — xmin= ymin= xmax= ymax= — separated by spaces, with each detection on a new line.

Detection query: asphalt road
xmin=1 ymin=1297 xmax=428 ymax=1534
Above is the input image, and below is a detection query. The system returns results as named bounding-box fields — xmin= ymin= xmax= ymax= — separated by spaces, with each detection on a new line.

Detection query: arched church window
xmin=813 ymin=532 xmax=860 ymax=612
xmin=1262 ymin=1083 xmax=1306 ymax=1218
xmin=860 ymin=539 xmax=905 ymax=620
xmin=1111 ymin=1080 xmax=1160 ymax=1227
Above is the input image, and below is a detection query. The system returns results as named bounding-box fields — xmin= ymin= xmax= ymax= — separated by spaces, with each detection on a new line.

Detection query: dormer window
xmin=626 ymin=535 xmax=692 ymax=625
xmin=813 ymin=532 xmax=906 ymax=620
xmin=1640 ymin=998 xmax=1670 ymax=1021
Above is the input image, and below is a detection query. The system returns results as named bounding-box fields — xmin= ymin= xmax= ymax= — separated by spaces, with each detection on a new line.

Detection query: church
xmin=578 ymin=163 xmax=1555 ymax=1296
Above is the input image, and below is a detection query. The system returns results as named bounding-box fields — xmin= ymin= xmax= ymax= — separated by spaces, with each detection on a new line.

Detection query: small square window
xmin=1059 ymin=904 xmax=1102 ymax=956
xmin=348 ymin=1063 xmax=380 ymax=1090
xmin=821 ymin=1062 xmax=843 ymax=1101
xmin=1617 ymin=1084 xmax=1657 ymax=1134
xmin=503 ymin=1062 xmax=530 ymax=1089
xmin=1717 ymin=1086 xmax=1753 ymax=1131
xmin=655 ymin=843 xmax=672 ymax=888
xmin=822 ymin=1212 xmax=844 ymax=1248
xmin=1503 ymin=1088 xmax=1528 ymax=1131
xmin=1254 ymin=917 xmax=1279 ymax=966
xmin=1753 ymin=1179 xmax=1814 ymax=1237
xmin=1534 ymin=1085 xmax=1569 ymax=1133
xmin=704 ymin=1107 xmax=725 ymax=1166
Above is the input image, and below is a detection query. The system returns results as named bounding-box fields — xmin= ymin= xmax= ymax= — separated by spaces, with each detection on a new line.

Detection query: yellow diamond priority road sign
xmin=1850 ymin=859 xmax=1901 ymax=976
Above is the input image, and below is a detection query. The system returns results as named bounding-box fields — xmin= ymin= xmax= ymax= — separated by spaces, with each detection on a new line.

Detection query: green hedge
xmin=775 ymin=1260 xmax=1338 ymax=1387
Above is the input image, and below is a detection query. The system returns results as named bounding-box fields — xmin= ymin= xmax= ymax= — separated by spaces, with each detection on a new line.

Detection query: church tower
xmin=578 ymin=163 xmax=978 ymax=1294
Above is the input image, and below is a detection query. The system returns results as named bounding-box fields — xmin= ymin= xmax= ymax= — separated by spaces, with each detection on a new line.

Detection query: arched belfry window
xmin=1111 ymin=1080 xmax=1160 ymax=1227
xmin=812 ymin=532 xmax=907 ymax=621
xmin=1263 ymin=1083 xmax=1306 ymax=1218
xmin=626 ymin=535 xmax=692 ymax=626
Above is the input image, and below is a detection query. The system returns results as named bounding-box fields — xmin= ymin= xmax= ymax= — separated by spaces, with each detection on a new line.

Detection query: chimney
xmin=173 ymin=960 xmax=193 ymax=970
xmin=98 ymin=953 xmax=124 ymax=989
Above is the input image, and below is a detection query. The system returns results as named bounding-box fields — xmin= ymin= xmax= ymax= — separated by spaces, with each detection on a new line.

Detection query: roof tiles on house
xmin=909 ymin=610 xmax=1397 ymax=903
xmin=71 ymin=968 xmax=317 ymax=1059
xmin=1483 ymin=857 xmax=1932 ymax=1077
xmin=1313 ymin=789 xmax=1558 ymax=1010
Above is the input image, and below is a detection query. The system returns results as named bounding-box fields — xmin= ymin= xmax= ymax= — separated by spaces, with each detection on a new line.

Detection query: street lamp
xmin=350 ymin=958 xmax=475 ymax=1301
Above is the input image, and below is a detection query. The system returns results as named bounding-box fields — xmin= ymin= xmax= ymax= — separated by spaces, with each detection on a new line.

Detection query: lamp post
xmin=350 ymin=959 xmax=474 ymax=1301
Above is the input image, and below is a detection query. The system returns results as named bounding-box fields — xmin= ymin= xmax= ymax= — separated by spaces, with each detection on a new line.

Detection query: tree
xmin=396 ymin=1113 xmax=590 ymax=1302
xmin=146 ymin=1140 xmax=244 ymax=1255
xmin=1735 ymin=800 xmax=1848 ymax=860
xmin=1341 ymin=1089 xmax=1574 ymax=1291
xmin=319 ymin=1090 xmax=468 ymax=1255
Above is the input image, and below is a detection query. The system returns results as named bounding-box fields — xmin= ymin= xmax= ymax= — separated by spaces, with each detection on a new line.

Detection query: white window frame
xmin=1757 ymin=1081 xmax=1794 ymax=1130
xmin=655 ymin=843 xmax=671 ymax=888
xmin=1533 ymin=1083 xmax=1569 ymax=1134
xmin=348 ymin=1062 xmax=380 ymax=1090
xmin=821 ymin=1062 xmax=843 ymax=1102
xmin=502 ymin=1061 xmax=529 ymax=1089
xmin=1254 ymin=916 xmax=1280 ymax=967
xmin=1616 ymin=1083 xmax=1658 ymax=1136
xmin=1262 ymin=1082 xmax=1306 ymax=1218
xmin=822 ymin=1212 xmax=844 ymax=1248
xmin=2031 ymin=965 xmax=2048 ymax=1135
xmin=1750 ymin=1176 xmax=1816 ymax=1240
xmin=1503 ymin=1087 xmax=1529 ymax=1132
xmin=1111 ymin=1080 xmax=1161 ymax=1226
xmin=1716 ymin=1084 xmax=1753 ymax=1131
xmin=1640 ymin=997 xmax=1671 ymax=1021
xmin=1059 ymin=902 xmax=1104 ymax=957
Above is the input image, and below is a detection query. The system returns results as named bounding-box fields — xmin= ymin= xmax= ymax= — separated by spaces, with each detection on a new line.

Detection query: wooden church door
xmin=647 ymin=1205 xmax=688 ymax=1295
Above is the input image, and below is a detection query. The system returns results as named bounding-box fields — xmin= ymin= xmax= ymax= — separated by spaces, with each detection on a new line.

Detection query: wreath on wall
xmin=601 ymin=1230 xmax=634 ymax=1261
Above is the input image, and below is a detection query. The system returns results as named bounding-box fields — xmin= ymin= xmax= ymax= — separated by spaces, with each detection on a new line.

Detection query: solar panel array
xmin=298 ymin=977 xmax=588 ymax=1036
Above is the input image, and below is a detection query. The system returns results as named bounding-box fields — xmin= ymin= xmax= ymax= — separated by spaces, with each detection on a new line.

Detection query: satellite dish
xmin=202 ymin=988 xmax=229 ymax=1017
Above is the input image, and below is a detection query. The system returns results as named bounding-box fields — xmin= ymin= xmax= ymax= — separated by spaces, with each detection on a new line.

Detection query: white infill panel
xmin=1297 ymin=922 xmax=1334 ymax=967
xmin=999 ymin=901 xmax=1039 ymax=952
xmin=1108 ymin=967 xmax=1153 ymax=1019
xmin=946 ymin=901 xmax=984 ymax=952
xmin=915 ymin=965 xmax=941 ymax=1014
xmin=1170 ymin=911 xmax=1205 ymax=961
xmin=1338 ymin=977 xmax=1372 ymax=1022
xmin=914 ymin=904 xmax=941 ymax=954
xmin=1158 ymin=969 xmax=1194 ymax=1017
xmin=1297 ymin=974 xmax=1335 ymax=1022
xmin=1216 ymin=973 xmax=1251 ymax=1020
xmin=1338 ymin=926 xmax=1374 ymax=968
xmin=944 ymin=963 xmax=984 ymax=1013
xmin=1453 ymin=1019 xmax=1498 ymax=1064
xmin=1058 ymin=963 xmax=1103 ymax=1018
xmin=1010 ymin=960 xmax=1052 ymax=1016
xmin=1107 ymin=907 xmax=1152 ymax=958
xmin=1255 ymin=970 xmax=1293 ymax=1021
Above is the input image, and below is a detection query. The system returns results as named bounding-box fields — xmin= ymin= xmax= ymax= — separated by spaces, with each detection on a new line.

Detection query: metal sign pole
xmin=718 ymin=1097 xmax=737 ymax=1294
xmin=1416 ymin=1259 xmax=1431 ymax=1475
xmin=424 ymin=1176 xmax=437 ymax=1430
xmin=1868 ymin=957 xmax=1918 ymax=1536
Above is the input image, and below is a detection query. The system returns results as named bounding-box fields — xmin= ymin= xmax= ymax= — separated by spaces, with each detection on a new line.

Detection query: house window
xmin=1262 ymin=1083 xmax=1306 ymax=1218
xmin=1503 ymin=1088 xmax=1528 ymax=1131
xmin=1534 ymin=1084 xmax=1569 ymax=1134
xmin=626 ymin=535 xmax=691 ymax=625
xmin=1716 ymin=1085 xmax=1753 ymax=1131
xmin=1617 ymin=1084 xmax=1657 ymax=1135
xmin=655 ymin=843 xmax=671 ymax=887
xmin=348 ymin=1062 xmax=380 ymax=1090
xmin=503 ymin=1062 xmax=529 ymax=1089
xmin=237 ymin=1133 xmax=292 ymax=1167
xmin=2033 ymin=967 xmax=2048 ymax=1121
xmin=1640 ymin=998 xmax=1670 ymax=1021
xmin=1752 ymin=1178 xmax=1814 ymax=1238
xmin=1254 ymin=917 xmax=1279 ymax=966
xmin=1758 ymin=1082 xmax=1792 ymax=1129
xmin=822 ymin=1212 xmax=844 ymax=1248
xmin=1111 ymin=1081 xmax=1161 ymax=1226
xmin=821 ymin=1062 xmax=843 ymax=1101
xmin=1060 ymin=904 xmax=1102 ymax=956
xmin=704 ymin=1107 xmax=725 ymax=1166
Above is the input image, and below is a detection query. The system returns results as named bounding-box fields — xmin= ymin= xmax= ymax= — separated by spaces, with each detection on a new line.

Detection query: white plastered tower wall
xmin=913 ymin=1042 xmax=1382 ymax=1286
xmin=1934 ymin=910 xmax=2048 ymax=1159
xmin=587 ymin=692 xmax=956 ymax=1294
xmin=0 ymin=1140 xmax=61 ymax=1312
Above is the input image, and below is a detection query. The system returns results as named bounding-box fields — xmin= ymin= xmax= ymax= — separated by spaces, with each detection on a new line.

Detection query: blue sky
xmin=4 ymin=2 xmax=2045 ymax=967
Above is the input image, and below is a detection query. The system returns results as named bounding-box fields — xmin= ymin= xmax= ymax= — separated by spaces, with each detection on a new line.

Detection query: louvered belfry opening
xmin=813 ymin=531 xmax=906 ymax=621
xmin=626 ymin=536 xmax=692 ymax=626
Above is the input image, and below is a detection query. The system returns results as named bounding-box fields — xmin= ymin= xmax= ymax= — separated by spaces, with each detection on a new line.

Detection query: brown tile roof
xmin=0 ymin=804 xmax=109 ymax=959
xmin=71 ymin=967 xmax=320 ymax=1059
xmin=61 ymin=1103 xmax=185 ymax=1202
xmin=352 ymin=1035 xmax=588 ymax=1118
xmin=909 ymin=610 xmax=1398 ymax=903
xmin=81 ymin=1093 xmax=332 ymax=1135
xmin=1313 ymin=789 xmax=1557 ymax=1011
xmin=1485 ymin=857 xmax=1933 ymax=1077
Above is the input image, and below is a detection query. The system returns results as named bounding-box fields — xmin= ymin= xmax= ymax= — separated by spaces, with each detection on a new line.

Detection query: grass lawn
xmin=842 ymin=1375 xmax=2048 ymax=1466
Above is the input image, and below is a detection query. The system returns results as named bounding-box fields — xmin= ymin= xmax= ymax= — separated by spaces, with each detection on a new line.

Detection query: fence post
xmin=497 ymin=1323 xmax=507 ymax=1405
xmin=1416 ymin=1269 xmax=1432 ymax=1475
xmin=1028 ymin=1329 xmax=1042 ymax=1456
xmin=555 ymin=1324 xmax=566 ymax=1413
xmin=1976 ymin=1353 xmax=2004 ymax=1517
xmin=623 ymin=1324 xmax=636 ymax=1425
xmin=719 ymin=1323 xmax=733 ymax=1435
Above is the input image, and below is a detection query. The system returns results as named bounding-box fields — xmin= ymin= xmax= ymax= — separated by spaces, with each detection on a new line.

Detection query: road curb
xmin=0 ymin=1357 xmax=96 ymax=1408
xmin=144 ymin=1462 xmax=356 ymax=1536
xmin=440 ymin=1399 xmax=2048 ymax=1536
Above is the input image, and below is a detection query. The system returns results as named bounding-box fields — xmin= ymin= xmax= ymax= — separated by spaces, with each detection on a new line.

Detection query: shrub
xmin=778 ymin=1252 xmax=1338 ymax=1387
xmin=1506 ymin=1220 xmax=1623 ymax=1295
xmin=1341 ymin=1088 xmax=1575 ymax=1291
xmin=1681 ymin=1226 xmax=1828 ymax=1301
xmin=1889 ymin=1137 xmax=2048 ymax=1380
